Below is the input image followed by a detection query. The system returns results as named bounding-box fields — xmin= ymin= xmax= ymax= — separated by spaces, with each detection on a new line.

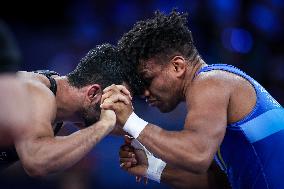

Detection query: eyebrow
xmin=139 ymin=69 xmax=152 ymax=77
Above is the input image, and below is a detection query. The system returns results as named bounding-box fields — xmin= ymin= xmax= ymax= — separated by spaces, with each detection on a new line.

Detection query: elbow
xmin=22 ymin=160 xmax=50 ymax=178
xmin=24 ymin=166 xmax=49 ymax=178
xmin=192 ymin=159 xmax=211 ymax=174
xmin=182 ymin=153 xmax=211 ymax=174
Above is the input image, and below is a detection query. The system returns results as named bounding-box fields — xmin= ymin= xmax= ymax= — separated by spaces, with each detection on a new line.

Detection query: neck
xmin=182 ymin=57 xmax=207 ymax=100
xmin=54 ymin=76 xmax=84 ymax=123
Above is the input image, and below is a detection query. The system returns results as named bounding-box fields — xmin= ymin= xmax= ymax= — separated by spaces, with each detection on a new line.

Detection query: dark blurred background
xmin=0 ymin=0 xmax=283 ymax=188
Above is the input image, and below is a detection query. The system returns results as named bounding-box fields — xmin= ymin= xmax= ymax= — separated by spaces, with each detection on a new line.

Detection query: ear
xmin=87 ymin=84 xmax=102 ymax=103
xmin=170 ymin=56 xmax=187 ymax=78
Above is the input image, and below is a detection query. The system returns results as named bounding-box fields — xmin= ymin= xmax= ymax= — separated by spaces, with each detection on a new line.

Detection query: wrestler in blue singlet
xmin=197 ymin=64 xmax=284 ymax=189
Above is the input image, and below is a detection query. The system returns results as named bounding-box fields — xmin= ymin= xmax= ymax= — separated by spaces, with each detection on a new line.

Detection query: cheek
xmin=83 ymin=103 xmax=101 ymax=125
xmin=93 ymin=103 xmax=101 ymax=117
xmin=160 ymin=83 xmax=178 ymax=101
xmin=150 ymin=85 xmax=171 ymax=102
xmin=150 ymin=78 xmax=166 ymax=91
xmin=148 ymin=85 xmax=164 ymax=97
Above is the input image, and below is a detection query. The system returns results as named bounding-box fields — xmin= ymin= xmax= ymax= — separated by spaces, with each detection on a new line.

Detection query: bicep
xmin=185 ymin=77 xmax=230 ymax=154
xmin=13 ymin=83 xmax=56 ymax=158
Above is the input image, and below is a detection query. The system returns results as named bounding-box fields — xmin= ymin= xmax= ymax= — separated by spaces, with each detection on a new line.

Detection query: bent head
xmin=118 ymin=10 xmax=199 ymax=112
xmin=138 ymin=55 xmax=191 ymax=112
xmin=67 ymin=44 xmax=125 ymax=126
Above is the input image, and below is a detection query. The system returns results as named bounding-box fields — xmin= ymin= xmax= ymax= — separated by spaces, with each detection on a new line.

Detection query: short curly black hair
xmin=67 ymin=43 xmax=126 ymax=90
xmin=118 ymin=10 xmax=199 ymax=95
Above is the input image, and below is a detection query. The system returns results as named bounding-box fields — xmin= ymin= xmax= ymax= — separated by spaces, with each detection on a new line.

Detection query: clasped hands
xmin=100 ymin=84 xmax=149 ymax=183
xmin=100 ymin=84 xmax=133 ymax=127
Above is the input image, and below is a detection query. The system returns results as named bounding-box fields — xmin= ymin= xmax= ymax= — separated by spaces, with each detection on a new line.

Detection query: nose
xmin=141 ymin=89 xmax=150 ymax=98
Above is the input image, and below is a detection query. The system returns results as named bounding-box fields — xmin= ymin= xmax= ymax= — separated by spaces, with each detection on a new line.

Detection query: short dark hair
xmin=67 ymin=43 xmax=125 ymax=89
xmin=117 ymin=10 xmax=199 ymax=94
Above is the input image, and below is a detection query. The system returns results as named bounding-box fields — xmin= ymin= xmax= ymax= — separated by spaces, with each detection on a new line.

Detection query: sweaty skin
xmin=0 ymin=75 xmax=31 ymax=148
xmin=119 ymin=136 xmax=230 ymax=189
xmin=101 ymin=58 xmax=255 ymax=188
xmin=1 ymin=72 xmax=117 ymax=177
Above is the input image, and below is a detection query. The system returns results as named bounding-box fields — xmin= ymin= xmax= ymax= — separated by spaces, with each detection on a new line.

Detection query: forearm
xmin=161 ymin=164 xmax=211 ymax=189
xmin=17 ymin=121 xmax=111 ymax=176
xmin=109 ymin=126 xmax=127 ymax=136
xmin=162 ymin=163 xmax=230 ymax=189
xmin=137 ymin=124 xmax=213 ymax=173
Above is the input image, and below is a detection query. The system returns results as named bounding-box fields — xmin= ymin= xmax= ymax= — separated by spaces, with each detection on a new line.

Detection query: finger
xmin=101 ymin=90 xmax=130 ymax=105
xmin=120 ymin=158 xmax=137 ymax=165
xmin=120 ymin=163 xmax=132 ymax=170
xmin=103 ymin=84 xmax=128 ymax=94
xmin=102 ymin=91 xmax=132 ymax=104
xmin=100 ymin=102 xmax=116 ymax=110
xmin=119 ymin=162 xmax=134 ymax=168
xmin=103 ymin=84 xmax=116 ymax=93
xmin=120 ymin=162 xmax=130 ymax=168
xmin=120 ymin=161 xmax=132 ymax=168
xmin=120 ymin=144 xmax=134 ymax=151
xmin=103 ymin=85 xmax=132 ymax=100
xmin=119 ymin=151 xmax=130 ymax=158
xmin=119 ymin=150 xmax=135 ymax=158
xmin=101 ymin=98 xmax=132 ymax=110
xmin=136 ymin=176 xmax=142 ymax=182
xmin=117 ymin=85 xmax=132 ymax=99
xmin=120 ymin=162 xmax=125 ymax=168
xmin=124 ymin=135 xmax=133 ymax=145
xmin=101 ymin=91 xmax=115 ymax=104
xmin=105 ymin=94 xmax=130 ymax=105
xmin=144 ymin=177 xmax=148 ymax=185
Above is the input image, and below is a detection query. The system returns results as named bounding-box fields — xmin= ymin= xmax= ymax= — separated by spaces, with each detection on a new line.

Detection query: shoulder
xmin=0 ymin=75 xmax=56 ymax=136
xmin=0 ymin=75 xmax=23 ymax=92
xmin=186 ymin=70 xmax=233 ymax=108
xmin=0 ymin=75 xmax=30 ymax=127
xmin=194 ymin=69 xmax=238 ymax=85
xmin=22 ymin=79 xmax=57 ymax=122
xmin=24 ymin=78 xmax=55 ymax=99
xmin=17 ymin=71 xmax=57 ymax=122
xmin=10 ymin=78 xmax=57 ymax=140
xmin=190 ymin=70 xmax=234 ymax=95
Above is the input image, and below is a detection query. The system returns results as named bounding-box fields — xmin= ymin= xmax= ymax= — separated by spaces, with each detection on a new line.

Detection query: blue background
xmin=0 ymin=0 xmax=283 ymax=188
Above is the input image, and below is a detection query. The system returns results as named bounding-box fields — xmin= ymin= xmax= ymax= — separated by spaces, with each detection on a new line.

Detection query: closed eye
xmin=143 ymin=77 xmax=153 ymax=86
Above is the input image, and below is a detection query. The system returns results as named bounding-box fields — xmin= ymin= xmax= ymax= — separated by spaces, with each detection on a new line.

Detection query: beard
xmin=82 ymin=103 xmax=101 ymax=127
xmin=158 ymin=103 xmax=178 ymax=113
xmin=157 ymin=96 xmax=180 ymax=113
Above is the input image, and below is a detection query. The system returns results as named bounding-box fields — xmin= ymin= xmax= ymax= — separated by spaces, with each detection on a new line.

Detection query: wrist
xmin=131 ymin=139 xmax=166 ymax=183
xmin=146 ymin=156 xmax=167 ymax=183
xmin=99 ymin=109 xmax=116 ymax=127
xmin=123 ymin=112 xmax=148 ymax=138
xmin=97 ymin=120 xmax=115 ymax=134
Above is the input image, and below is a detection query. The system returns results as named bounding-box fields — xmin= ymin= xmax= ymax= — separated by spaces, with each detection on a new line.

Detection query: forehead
xmin=138 ymin=59 xmax=162 ymax=76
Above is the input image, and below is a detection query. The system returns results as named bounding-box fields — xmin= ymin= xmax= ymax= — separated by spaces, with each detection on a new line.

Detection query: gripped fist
xmin=101 ymin=85 xmax=133 ymax=126
xmin=119 ymin=136 xmax=148 ymax=179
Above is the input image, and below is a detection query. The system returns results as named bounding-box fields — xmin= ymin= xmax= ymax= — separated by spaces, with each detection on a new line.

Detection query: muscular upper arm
xmin=13 ymin=81 xmax=56 ymax=157
xmin=136 ymin=72 xmax=232 ymax=173
xmin=185 ymin=72 xmax=230 ymax=160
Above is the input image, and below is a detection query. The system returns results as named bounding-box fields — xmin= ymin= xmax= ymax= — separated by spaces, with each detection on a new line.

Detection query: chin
xmin=83 ymin=112 xmax=101 ymax=127
xmin=83 ymin=103 xmax=101 ymax=127
xmin=157 ymin=102 xmax=178 ymax=113
xmin=157 ymin=105 xmax=174 ymax=113
xmin=84 ymin=117 xmax=99 ymax=127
